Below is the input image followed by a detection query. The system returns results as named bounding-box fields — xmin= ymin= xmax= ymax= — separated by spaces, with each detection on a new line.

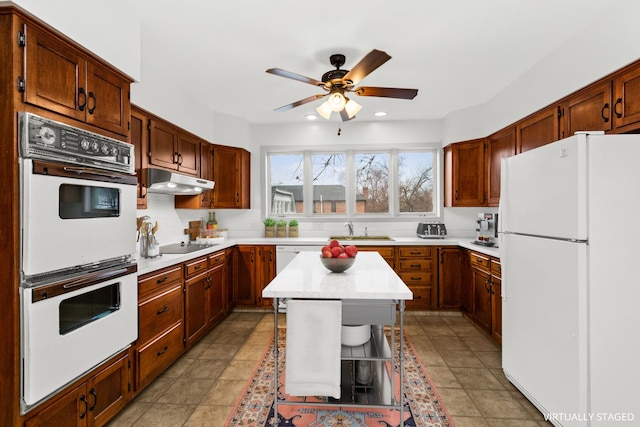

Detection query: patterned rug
xmin=226 ymin=328 xmax=454 ymax=427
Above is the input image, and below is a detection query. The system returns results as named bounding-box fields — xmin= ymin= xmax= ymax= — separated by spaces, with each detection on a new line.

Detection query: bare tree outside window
xmin=355 ymin=152 xmax=389 ymax=213
xmin=399 ymin=151 xmax=434 ymax=213
xmin=312 ymin=154 xmax=345 ymax=214
xmin=269 ymin=154 xmax=304 ymax=214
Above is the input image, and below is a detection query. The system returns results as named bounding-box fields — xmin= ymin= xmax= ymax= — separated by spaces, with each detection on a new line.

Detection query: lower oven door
xmin=21 ymin=159 xmax=137 ymax=277
xmin=21 ymin=265 xmax=138 ymax=410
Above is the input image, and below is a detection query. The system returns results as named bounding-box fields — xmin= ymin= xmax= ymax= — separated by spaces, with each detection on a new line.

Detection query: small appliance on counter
xmin=416 ymin=222 xmax=447 ymax=239
xmin=474 ymin=213 xmax=498 ymax=246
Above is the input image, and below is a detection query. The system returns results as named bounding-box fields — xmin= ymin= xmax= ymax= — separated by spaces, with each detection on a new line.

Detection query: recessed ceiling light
xmin=374 ymin=111 xmax=387 ymax=117
xmin=304 ymin=114 xmax=317 ymax=120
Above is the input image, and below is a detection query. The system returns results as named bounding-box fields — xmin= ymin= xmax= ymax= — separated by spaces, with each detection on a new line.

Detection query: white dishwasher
xmin=276 ymin=245 xmax=324 ymax=274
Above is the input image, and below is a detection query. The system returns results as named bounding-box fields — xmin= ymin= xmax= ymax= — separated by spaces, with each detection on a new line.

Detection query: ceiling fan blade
xmin=266 ymin=68 xmax=324 ymax=87
xmin=343 ymin=49 xmax=392 ymax=85
xmin=274 ymin=94 xmax=326 ymax=112
xmin=354 ymin=86 xmax=418 ymax=99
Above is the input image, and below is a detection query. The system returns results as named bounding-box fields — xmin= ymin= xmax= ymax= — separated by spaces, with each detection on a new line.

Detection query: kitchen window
xmin=265 ymin=145 xmax=439 ymax=219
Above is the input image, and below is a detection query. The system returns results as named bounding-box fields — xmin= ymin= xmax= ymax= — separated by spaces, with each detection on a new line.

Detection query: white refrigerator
xmin=500 ymin=132 xmax=640 ymax=426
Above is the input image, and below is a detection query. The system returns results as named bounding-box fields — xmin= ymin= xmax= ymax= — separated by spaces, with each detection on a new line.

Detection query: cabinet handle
xmin=410 ymin=277 xmax=421 ymax=281
xmin=140 ymin=183 xmax=147 ymax=199
xmin=601 ymin=103 xmax=610 ymax=123
xmin=157 ymin=345 xmax=169 ymax=356
xmin=87 ymin=91 xmax=96 ymax=114
xmin=614 ymin=98 xmax=623 ymax=118
xmin=455 ymin=190 xmax=459 ymax=200
xmin=78 ymin=87 xmax=87 ymax=111
xmin=410 ymin=264 xmax=421 ymax=268
xmin=157 ymin=306 xmax=169 ymax=315
xmin=485 ymin=278 xmax=491 ymax=293
xmin=194 ymin=265 xmax=202 ymax=270
xmin=156 ymin=276 xmax=169 ymax=284
xmin=89 ymin=388 xmax=97 ymax=411
xmin=79 ymin=395 xmax=88 ymax=419
xmin=409 ymin=251 xmax=421 ymax=255
xmin=177 ymin=153 xmax=183 ymax=166
xmin=236 ymin=192 xmax=240 ymax=203
xmin=173 ymin=152 xmax=179 ymax=164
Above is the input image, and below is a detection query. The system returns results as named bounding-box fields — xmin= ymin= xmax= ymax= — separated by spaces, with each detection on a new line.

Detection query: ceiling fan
xmin=266 ymin=49 xmax=418 ymax=121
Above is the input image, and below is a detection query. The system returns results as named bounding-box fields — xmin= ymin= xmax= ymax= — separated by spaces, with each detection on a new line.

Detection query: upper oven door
xmin=21 ymin=159 xmax=137 ymax=278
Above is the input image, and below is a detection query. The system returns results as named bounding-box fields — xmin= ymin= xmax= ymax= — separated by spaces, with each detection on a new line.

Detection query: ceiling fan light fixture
xmin=316 ymin=102 xmax=332 ymax=120
xmin=327 ymin=91 xmax=346 ymax=112
xmin=344 ymin=98 xmax=362 ymax=119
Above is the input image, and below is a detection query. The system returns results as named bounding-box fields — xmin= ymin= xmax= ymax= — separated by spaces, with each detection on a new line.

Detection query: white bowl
xmin=341 ymin=324 xmax=371 ymax=346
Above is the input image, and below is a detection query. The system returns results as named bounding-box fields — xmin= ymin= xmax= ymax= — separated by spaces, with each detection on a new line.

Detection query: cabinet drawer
xmin=399 ymin=271 xmax=433 ymax=285
xmin=138 ymin=283 xmax=183 ymax=343
xmin=404 ymin=286 xmax=433 ymax=310
xmin=136 ymin=322 xmax=184 ymax=390
xmin=491 ymin=259 xmax=501 ymax=276
xmin=398 ymin=259 xmax=432 ymax=271
xmin=398 ymin=246 xmax=433 ymax=258
xmin=185 ymin=257 xmax=208 ymax=278
xmin=208 ymin=251 xmax=226 ymax=268
xmin=138 ymin=266 xmax=182 ymax=299
xmin=359 ymin=246 xmax=395 ymax=259
xmin=469 ymin=252 xmax=491 ymax=270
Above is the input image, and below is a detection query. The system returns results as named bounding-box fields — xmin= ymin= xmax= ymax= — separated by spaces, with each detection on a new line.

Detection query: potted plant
xmin=263 ymin=218 xmax=276 ymax=237
xmin=276 ymin=219 xmax=287 ymax=237
xmin=288 ymin=219 xmax=299 ymax=237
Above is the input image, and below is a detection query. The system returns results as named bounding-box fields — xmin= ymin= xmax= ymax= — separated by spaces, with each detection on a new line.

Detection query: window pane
xmin=269 ymin=154 xmax=304 ymax=214
xmin=312 ymin=154 xmax=345 ymax=214
xmin=398 ymin=151 xmax=434 ymax=213
xmin=355 ymin=152 xmax=389 ymax=213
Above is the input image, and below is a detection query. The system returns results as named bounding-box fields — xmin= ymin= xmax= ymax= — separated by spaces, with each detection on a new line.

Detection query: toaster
xmin=417 ymin=222 xmax=447 ymax=239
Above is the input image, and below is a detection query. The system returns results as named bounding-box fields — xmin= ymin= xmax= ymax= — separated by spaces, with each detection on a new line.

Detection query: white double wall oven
xmin=19 ymin=113 xmax=138 ymax=412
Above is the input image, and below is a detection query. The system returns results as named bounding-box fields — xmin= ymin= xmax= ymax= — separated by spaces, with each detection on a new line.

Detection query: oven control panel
xmin=19 ymin=112 xmax=134 ymax=174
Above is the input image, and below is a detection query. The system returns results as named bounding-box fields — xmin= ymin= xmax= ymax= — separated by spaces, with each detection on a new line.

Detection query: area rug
xmin=226 ymin=328 xmax=454 ymax=427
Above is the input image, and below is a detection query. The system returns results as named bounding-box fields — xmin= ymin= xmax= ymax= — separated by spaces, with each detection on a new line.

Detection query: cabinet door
xmin=257 ymin=246 xmax=276 ymax=308
xmin=445 ymin=139 xmax=485 ymax=207
xmin=85 ymin=62 xmax=130 ymax=136
xmin=486 ymin=127 xmax=516 ymax=206
xmin=24 ymin=383 xmax=87 ymax=427
xmin=176 ymin=132 xmax=200 ymax=176
xmin=233 ymin=246 xmax=255 ymax=306
xmin=213 ymin=146 xmax=250 ymax=209
xmin=24 ymin=23 xmax=87 ymax=122
xmin=491 ymin=275 xmax=502 ymax=344
xmin=612 ymin=65 xmax=640 ymax=132
xmin=149 ymin=119 xmax=179 ymax=171
xmin=225 ymin=248 xmax=235 ymax=313
xmin=437 ymin=247 xmax=462 ymax=309
xmin=184 ymin=272 xmax=208 ymax=347
xmin=207 ymin=263 xmax=225 ymax=326
xmin=516 ymin=106 xmax=560 ymax=153
xmin=131 ymin=108 xmax=148 ymax=208
xmin=471 ymin=266 xmax=491 ymax=333
xmin=564 ymin=81 xmax=612 ymax=136
xmin=460 ymin=250 xmax=473 ymax=313
xmin=87 ymin=353 xmax=130 ymax=427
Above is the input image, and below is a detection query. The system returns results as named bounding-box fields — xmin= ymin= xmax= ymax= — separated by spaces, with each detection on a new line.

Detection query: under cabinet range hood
xmin=146 ymin=168 xmax=214 ymax=195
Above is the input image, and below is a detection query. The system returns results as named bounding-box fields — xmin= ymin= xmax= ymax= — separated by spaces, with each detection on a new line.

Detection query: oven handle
xmin=63 ymin=166 xmax=123 ymax=180
xmin=63 ymin=267 xmax=129 ymax=289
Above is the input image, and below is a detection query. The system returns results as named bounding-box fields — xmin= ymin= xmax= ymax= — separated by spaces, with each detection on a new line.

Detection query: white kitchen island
xmin=262 ymin=251 xmax=413 ymax=425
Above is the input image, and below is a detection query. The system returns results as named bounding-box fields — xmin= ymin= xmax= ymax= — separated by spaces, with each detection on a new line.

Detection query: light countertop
xmin=262 ymin=251 xmax=412 ymax=300
xmin=136 ymin=236 xmax=500 ymax=276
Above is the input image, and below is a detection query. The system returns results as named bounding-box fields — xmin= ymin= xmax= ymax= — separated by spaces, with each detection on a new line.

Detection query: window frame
xmin=263 ymin=143 xmax=442 ymax=222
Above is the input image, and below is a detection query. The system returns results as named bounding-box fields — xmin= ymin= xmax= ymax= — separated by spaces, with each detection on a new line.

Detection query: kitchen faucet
xmin=344 ymin=220 xmax=354 ymax=236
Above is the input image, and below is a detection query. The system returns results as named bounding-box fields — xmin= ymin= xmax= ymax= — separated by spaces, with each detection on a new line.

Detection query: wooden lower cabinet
xmin=24 ymin=351 xmax=131 ymax=427
xmin=490 ymin=259 xmax=502 ymax=344
xmin=233 ymin=245 xmax=276 ymax=307
xmin=465 ymin=250 xmax=501 ymax=343
xmin=398 ymin=246 xmax=436 ymax=310
xmin=437 ymin=247 xmax=462 ymax=309
xmin=358 ymin=246 xmax=396 ymax=269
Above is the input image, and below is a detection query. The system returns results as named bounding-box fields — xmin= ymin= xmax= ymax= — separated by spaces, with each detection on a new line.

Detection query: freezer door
xmin=502 ymin=233 xmax=588 ymax=426
xmin=501 ymin=135 xmax=587 ymax=240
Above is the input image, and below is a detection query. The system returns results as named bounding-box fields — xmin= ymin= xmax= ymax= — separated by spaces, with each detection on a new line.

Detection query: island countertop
xmin=262 ymin=251 xmax=413 ymax=300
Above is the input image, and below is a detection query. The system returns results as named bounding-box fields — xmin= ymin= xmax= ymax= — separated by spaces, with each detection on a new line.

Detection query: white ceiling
xmin=126 ymin=0 xmax=620 ymax=125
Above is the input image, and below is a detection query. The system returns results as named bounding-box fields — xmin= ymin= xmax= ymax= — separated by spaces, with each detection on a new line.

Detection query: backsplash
xmin=138 ymin=193 xmax=492 ymax=246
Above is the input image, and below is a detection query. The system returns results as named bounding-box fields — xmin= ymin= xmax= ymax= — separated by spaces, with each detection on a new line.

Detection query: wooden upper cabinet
xmin=176 ymin=132 xmax=200 ymax=176
xmin=612 ymin=64 xmax=640 ymax=132
xmin=212 ymin=145 xmax=250 ymax=209
xmin=23 ymin=23 xmax=130 ymax=136
xmin=486 ymin=126 xmax=516 ymax=207
xmin=517 ymin=105 xmax=561 ymax=153
xmin=444 ymin=138 xmax=485 ymax=207
xmin=562 ymin=81 xmax=613 ymax=136
xmin=131 ymin=108 xmax=149 ymax=209
xmin=148 ymin=118 xmax=200 ymax=177
xmin=175 ymin=143 xmax=213 ymax=209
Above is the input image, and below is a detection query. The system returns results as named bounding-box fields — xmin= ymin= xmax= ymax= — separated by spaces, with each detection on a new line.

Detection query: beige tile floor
xmin=107 ymin=311 xmax=552 ymax=427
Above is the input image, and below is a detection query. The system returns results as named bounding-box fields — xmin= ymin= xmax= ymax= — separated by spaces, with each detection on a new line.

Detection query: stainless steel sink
xmin=160 ymin=243 xmax=214 ymax=254
xmin=328 ymin=235 xmax=394 ymax=241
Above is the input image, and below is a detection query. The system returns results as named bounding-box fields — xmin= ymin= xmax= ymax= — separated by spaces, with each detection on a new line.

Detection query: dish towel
xmin=285 ymin=299 xmax=342 ymax=399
